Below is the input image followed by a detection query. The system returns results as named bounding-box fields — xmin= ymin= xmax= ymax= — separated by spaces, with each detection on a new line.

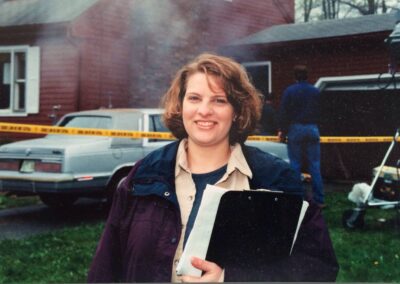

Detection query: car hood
xmin=245 ymin=141 xmax=289 ymax=163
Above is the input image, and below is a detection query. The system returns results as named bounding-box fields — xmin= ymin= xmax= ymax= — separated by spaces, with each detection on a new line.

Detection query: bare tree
xmin=296 ymin=0 xmax=399 ymax=22
xmin=322 ymin=0 xmax=340 ymax=19
xmin=339 ymin=0 xmax=388 ymax=15
xmin=304 ymin=0 xmax=314 ymax=22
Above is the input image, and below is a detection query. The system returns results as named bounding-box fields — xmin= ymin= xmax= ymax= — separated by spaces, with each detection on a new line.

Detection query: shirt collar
xmin=175 ymin=139 xmax=190 ymax=177
xmin=226 ymin=143 xmax=252 ymax=178
xmin=175 ymin=139 xmax=252 ymax=179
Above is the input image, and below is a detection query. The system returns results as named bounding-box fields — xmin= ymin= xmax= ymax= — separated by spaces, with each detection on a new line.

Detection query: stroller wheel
xmin=342 ymin=209 xmax=365 ymax=229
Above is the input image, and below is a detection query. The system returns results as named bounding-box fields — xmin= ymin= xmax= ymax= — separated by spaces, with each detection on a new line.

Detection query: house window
xmin=0 ymin=46 xmax=40 ymax=116
xmin=242 ymin=61 xmax=272 ymax=98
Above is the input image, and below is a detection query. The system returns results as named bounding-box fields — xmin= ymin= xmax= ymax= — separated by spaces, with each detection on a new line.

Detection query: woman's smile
xmin=195 ymin=120 xmax=216 ymax=128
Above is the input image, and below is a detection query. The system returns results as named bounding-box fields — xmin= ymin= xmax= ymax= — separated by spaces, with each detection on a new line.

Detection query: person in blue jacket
xmin=278 ymin=65 xmax=325 ymax=208
xmin=88 ymin=54 xmax=338 ymax=282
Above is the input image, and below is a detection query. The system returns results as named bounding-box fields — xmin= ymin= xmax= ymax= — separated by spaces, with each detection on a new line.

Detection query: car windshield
xmin=59 ymin=115 xmax=112 ymax=129
xmin=149 ymin=114 xmax=170 ymax=142
xmin=46 ymin=115 xmax=112 ymax=139
xmin=149 ymin=114 xmax=168 ymax=132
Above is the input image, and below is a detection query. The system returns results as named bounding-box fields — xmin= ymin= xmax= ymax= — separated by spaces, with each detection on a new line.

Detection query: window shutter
xmin=26 ymin=46 xmax=40 ymax=114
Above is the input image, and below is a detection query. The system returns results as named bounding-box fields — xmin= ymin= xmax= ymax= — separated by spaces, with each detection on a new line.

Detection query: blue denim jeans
xmin=287 ymin=124 xmax=324 ymax=204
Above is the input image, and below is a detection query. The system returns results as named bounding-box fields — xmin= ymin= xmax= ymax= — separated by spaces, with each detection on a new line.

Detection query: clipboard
xmin=176 ymin=185 xmax=308 ymax=277
xmin=207 ymin=190 xmax=305 ymax=271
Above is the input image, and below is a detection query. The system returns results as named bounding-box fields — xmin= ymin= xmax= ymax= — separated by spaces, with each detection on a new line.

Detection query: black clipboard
xmin=205 ymin=190 xmax=305 ymax=273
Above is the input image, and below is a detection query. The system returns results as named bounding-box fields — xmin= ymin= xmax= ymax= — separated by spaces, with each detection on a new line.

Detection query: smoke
xmin=129 ymin=0 xmax=204 ymax=107
xmin=128 ymin=0 xmax=275 ymax=107
xmin=131 ymin=0 xmax=192 ymax=47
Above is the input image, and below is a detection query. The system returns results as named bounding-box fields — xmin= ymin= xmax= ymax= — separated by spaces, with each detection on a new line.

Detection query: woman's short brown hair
xmin=161 ymin=53 xmax=262 ymax=145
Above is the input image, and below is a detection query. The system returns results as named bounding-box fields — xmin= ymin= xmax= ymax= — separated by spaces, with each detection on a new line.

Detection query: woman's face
xmin=182 ymin=72 xmax=235 ymax=148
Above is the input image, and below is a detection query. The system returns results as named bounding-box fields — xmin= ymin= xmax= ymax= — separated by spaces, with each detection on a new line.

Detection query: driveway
xmin=0 ymin=199 xmax=108 ymax=241
xmin=0 ymin=182 xmax=353 ymax=241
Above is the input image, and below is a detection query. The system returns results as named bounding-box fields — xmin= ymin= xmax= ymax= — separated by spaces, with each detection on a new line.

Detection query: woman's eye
xmin=187 ymin=96 xmax=200 ymax=102
xmin=215 ymin=98 xmax=228 ymax=104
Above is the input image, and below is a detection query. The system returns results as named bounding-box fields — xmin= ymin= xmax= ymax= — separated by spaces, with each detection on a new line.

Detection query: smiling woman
xmin=87 ymin=53 xmax=339 ymax=283
xmin=163 ymin=53 xmax=261 ymax=146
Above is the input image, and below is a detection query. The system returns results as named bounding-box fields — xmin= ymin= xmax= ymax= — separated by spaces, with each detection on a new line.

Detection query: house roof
xmin=0 ymin=0 xmax=99 ymax=27
xmin=229 ymin=12 xmax=399 ymax=46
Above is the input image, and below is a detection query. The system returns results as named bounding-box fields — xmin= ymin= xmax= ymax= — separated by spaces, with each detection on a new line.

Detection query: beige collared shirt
xmin=171 ymin=139 xmax=252 ymax=282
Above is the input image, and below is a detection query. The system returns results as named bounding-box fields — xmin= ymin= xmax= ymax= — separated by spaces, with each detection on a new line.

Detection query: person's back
xmin=279 ymin=81 xmax=320 ymax=134
xmin=278 ymin=65 xmax=325 ymax=207
xmin=287 ymin=81 xmax=319 ymax=124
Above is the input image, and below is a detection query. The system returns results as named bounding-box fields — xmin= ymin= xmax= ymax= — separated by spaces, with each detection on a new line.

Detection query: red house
xmin=0 ymin=0 xmax=294 ymax=141
xmin=223 ymin=13 xmax=400 ymax=179
xmin=0 ymin=0 xmax=133 ymax=140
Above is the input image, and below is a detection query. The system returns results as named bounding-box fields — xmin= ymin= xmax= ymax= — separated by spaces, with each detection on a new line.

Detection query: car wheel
xmin=39 ymin=194 xmax=78 ymax=209
xmin=106 ymin=171 xmax=129 ymax=205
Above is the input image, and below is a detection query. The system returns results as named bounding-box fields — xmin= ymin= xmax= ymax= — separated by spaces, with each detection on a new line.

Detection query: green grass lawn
xmin=0 ymin=191 xmax=399 ymax=282
xmin=0 ymin=223 xmax=103 ymax=283
xmin=324 ymin=191 xmax=400 ymax=282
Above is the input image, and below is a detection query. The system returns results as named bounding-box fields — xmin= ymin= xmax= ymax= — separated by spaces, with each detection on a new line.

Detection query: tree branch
xmin=339 ymin=0 xmax=369 ymax=15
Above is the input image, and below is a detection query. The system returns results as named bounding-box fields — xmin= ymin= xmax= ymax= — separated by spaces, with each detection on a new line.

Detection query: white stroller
xmin=342 ymin=129 xmax=400 ymax=229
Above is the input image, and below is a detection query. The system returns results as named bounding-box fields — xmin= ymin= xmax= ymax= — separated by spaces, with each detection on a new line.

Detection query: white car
xmin=0 ymin=108 xmax=170 ymax=208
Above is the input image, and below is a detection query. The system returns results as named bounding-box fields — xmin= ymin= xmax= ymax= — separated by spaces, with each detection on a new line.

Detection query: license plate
xmin=20 ymin=160 xmax=35 ymax=173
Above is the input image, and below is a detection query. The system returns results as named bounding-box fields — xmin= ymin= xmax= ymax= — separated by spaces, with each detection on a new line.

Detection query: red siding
xmin=269 ymin=34 xmax=390 ymax=104
xmin=70 ymin=0 xmax=132 ymax=110
xmin=206 ymin=0 xmax=294 ymax=46
xmin=39 ymin=43 xmax=80 ymax=114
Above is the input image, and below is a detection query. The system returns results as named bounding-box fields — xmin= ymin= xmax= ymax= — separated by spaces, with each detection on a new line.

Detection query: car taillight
xmin=0 ymin=159 xmax=20 ymax=171
xmin=35 ymin=161 xmax=62 ymax=173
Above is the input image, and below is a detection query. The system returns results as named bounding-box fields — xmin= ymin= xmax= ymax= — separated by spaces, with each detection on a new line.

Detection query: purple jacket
xmin=87 ymin=142 xmax=339 ymax=282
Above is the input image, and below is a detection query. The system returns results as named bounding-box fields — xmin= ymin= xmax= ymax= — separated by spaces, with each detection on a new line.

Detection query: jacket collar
xmin=130 ymin=141 xmax=303 ymax=203
xmin=130 ymin=141 xmax=180 ymax=206
xmin=175 ymin=139 xmax=252 ymax=179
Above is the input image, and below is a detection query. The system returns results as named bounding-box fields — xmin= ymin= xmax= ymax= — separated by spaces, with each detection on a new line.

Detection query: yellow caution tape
xmin=248 ymin=135 xmax=395 ymax=143
xmin=320 ymin=136 xmax=394 ymax=143
xmin=0 ymin=122 xmax=175 ymax=140
xmin=0 ymin=122 xmax=398 ymax=143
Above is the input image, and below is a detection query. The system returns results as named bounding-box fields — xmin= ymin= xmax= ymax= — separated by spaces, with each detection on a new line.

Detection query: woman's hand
xmin=181 ymin=257 xmax=223 ymax=282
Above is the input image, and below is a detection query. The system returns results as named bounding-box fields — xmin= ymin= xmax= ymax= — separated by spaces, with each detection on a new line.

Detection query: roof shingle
xmin=230 ymin=12 xmax=398 ymax=46
xmin=0 ymin=0 xmax=99 ymax=27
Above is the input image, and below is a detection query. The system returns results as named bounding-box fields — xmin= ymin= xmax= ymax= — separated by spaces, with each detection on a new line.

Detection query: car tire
xmin=106 ymin=170 xmax=130 ymax=205
xmin=39 ymin=194 xmax=78 ymax=209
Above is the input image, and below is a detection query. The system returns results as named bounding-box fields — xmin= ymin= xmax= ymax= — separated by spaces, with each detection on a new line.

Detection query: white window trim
xmin=315 ymin=73 xmax=400 ymax=91
xmin=0 ymin=45 xmax=40 ymax=117
xmin=241 ymin=61 xmax=272 ymax=94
